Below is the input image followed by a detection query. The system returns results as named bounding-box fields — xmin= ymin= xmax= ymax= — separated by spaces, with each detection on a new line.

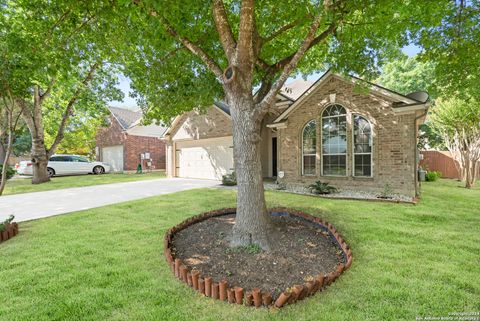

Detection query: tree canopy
xmin=118 ymin=0 xmax=447 ymax=123
xmin=416 ymin=0 xmax=480 ymax=100
xmin=376 ymin=55 xmax=436 ymax=98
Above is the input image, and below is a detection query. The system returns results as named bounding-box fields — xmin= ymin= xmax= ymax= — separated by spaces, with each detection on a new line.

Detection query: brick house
xmin=96 ymin=107 xmax=167 ymax=171
xmin=162 ymin=71 xmax=429 ymax=198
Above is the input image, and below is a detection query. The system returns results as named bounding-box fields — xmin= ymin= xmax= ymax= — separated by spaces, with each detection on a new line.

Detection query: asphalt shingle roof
xmin=108 ymin=106 xmax=142 ymax=129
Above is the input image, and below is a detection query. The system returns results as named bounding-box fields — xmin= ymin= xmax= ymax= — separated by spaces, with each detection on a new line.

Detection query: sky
xmin=108 ymin=44 xmax=422 ymax=109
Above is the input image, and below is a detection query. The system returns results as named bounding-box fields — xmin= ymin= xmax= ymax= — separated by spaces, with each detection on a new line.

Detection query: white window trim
xmin=321 ymin=104 xmax=348 ymax=177
xmin=352 ymin=114 xmax=373 ymax=178
xmin=301 ymin=120 xmax=317 ymax=176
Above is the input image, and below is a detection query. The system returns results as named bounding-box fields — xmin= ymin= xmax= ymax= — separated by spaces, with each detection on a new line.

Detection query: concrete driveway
xmin=0 ymin=178 xmax=221 ymax=222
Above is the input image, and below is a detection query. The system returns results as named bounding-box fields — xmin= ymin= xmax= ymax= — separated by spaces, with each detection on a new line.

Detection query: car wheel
xmin=47 ymin=167 xmax=55 ymax=177
xmin=93 ymin=166 xmax=105 ymax=175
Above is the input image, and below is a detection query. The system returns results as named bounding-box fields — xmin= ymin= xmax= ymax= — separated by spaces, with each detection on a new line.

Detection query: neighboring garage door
xmin=102 ymin=145 xmax=124 ymax=172
xmin=176 ymin=137 xmax=234 ymax=180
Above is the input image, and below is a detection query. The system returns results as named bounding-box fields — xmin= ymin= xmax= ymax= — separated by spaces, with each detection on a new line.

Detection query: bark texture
xmin=228 ymin=95 xmax=273 ymax=250
xmin=22 ymin=86 xmax=51 ymax=184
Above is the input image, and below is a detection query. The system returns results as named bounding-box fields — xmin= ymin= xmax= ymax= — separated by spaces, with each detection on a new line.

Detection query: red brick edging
xmin=164 ymin=208 xmax=353 ymax=308
xmin=0 ymin=222 xmax=19 ymax=244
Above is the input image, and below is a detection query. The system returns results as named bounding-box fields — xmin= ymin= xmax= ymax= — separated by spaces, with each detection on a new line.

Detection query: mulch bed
xmin=164 ymin=208 xmax=353 ymax=308
xmin=172 ymin=214 xmax=342 ymax=298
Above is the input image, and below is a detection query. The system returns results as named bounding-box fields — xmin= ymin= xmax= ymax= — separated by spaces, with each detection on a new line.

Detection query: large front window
xmin=353 ymin=115 xmax=372 ymax=176
xmin=302 ymin=120 xmax=316 ymax=175
xmin=322 ymin=105 xmax=347 ymax=176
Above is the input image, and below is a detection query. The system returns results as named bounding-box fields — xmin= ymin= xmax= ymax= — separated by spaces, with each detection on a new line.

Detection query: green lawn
xmin=3 ymin=171 xmax=166 ymax=195
xmin=0 ymin=179 xmax=478 ymax=321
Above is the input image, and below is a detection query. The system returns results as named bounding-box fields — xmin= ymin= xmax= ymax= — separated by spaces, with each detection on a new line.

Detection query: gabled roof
xmin=108 ymin=106 xmax=167 ymax=137
xmin=273 ymin=70 xmax=429 ymax=124
xmin=281 ymin=79 xmax=314 ymax=100
xmin=108 ymin=106 xmax=142 ymax=130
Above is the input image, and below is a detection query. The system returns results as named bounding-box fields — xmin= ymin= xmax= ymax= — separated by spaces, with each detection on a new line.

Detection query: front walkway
xmin=0 ymin=178 xmax=220 ymax=222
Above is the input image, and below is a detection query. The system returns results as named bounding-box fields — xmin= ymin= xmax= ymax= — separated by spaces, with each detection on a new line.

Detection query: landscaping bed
xmin=165 ymin=208 xmax=352 ymax=308
xmin=0 ymin=216 xmax=19 ymax=243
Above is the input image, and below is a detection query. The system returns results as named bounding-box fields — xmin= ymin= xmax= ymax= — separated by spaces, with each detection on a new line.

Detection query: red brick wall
xmin=124 ymin=135 xmax=166 ymax=170
xmin=96 ymin=114 xmax=166 ymax=170
xmin=96 ymin=115 xmax=126 ymax=150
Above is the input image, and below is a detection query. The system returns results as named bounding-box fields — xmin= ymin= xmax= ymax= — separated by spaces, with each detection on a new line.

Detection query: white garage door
xmin=176 ymin=137 xmax=234 ymax=180
xmin=102 ymin=145 xmax=124 ymax=172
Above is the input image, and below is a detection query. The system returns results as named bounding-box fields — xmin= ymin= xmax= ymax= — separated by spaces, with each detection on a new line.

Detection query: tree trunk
xmin=31 ymin=137 xmax=50 ymax=184
xmin=0 ymin=122 xmax=13 ymax=195
xmin=465 ymin=155 xmax=473 ymax=189
xmin=228 ymin=95 xmax=273 ymax=250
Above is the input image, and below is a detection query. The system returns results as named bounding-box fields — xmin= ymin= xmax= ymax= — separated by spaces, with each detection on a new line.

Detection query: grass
xmin=2 ymin=171 xmax=166 ymax=195
xmin=0 ymin=179 xmax=478 ymax=321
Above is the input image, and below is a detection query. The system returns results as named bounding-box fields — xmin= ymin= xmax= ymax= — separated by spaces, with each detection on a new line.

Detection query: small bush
xmin=0 ymin=165 xmax=15 ymax=180
xmin=426 ymin=171 xmax=442 ymax=182
xmin=378 ymin=183 xmax=394 ymax=199
xmin=222 ymin=172 xmax=237 ymax=186
xmin=0 ymin=215 xmax=14 ymax=232
xmin=308 ymin=181 xmax=337 ymax=194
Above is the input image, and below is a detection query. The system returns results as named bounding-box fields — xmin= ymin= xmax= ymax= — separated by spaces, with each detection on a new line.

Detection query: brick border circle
xmin=164 ymin=208 xmax=353 ymax=308
xmin=0 ymin=222 xmax=19 ymax=244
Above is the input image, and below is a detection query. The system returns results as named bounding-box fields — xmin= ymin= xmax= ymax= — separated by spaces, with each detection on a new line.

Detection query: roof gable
xmin=108 ymin=107 xmax=142 ymax=129
xmin=273 ymin=70 xmax=427 ymax=124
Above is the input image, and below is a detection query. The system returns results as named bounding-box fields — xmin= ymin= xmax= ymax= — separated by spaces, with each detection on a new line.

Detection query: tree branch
xmin=47 ymin=63 xmax=99 ymax=157
xmin=159 ymin=16 xmax=223 ymax=79
xmin=212 ymin=0 xmax=237 ymax=62
xmin=39 ymin=78 xmax=57 ymax=104
xmin=256 ymin=16 xmax=336 ymax=112
xmin=237 ymin=0 xmax=256 ymax=68
xmin=262 ymin=19 xmax=302 ymax=43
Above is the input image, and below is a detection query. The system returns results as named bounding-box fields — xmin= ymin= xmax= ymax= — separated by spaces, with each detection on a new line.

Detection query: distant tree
xmin=430 ymin=98 xmax=480 ymax=188
xmin=377 ymin=55 xmax=442 ymax=150
xmin=416 ymin=0 xmax=480 ymax=100
xmin=0 ymin=0 xmax=122 ymax=184
xmin=11 ymin=127 xmax=31 ymax=157
xmin=376 ymin=55 xmax=436 ymax=98
xmin=44 ymin=108 xmax=108 ymax=158
xmin=0 ymin=90 xmax=25 ymax=195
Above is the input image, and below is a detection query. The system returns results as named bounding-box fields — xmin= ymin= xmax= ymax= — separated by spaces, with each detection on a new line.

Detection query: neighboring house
xmin=162 ymin=71 xmax=429 ymax=197
xmin=96 ymin=107 xmax=167 ymax=171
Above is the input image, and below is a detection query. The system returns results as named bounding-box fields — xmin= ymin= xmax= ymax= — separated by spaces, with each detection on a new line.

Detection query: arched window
xmin=321 ymin=104 xmax=347 ymax=176
xmin=353 ymin=115 xmax=372 ymax=177
xmin=302 ymin=120 xmax=316 ymax=175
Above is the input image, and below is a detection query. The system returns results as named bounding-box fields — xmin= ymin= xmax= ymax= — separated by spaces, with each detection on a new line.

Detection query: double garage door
xmin=176 ymin=137 xmax=234 ymax=180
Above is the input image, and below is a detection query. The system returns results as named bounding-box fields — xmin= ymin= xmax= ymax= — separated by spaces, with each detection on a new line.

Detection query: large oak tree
xmin=119 ymin=0 xmax=446 ymax=249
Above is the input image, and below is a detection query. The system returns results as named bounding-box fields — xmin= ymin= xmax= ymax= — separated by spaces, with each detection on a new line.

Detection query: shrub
xmin=0 ymin=165 xmax=15 ymax=180
xmin=0 ymin=215 xmax=14 ymax=233
xmin=222 ymin=172 xmax=236 ymax=186
xmin=378 ymin=183 xmax=394 ymax=199
xmin=308 ymin=181 xmax=337 ymax=194
xmin=426 ymin=171 xmax=442 ymax=182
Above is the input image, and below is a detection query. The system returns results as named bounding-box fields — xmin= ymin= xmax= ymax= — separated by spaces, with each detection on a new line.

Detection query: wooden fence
xmin=420 ymin=150 xmax=479 ymax=179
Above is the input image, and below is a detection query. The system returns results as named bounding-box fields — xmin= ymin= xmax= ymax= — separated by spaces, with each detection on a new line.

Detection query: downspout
xmin=414 ymin=109 xmax=428 ymax=197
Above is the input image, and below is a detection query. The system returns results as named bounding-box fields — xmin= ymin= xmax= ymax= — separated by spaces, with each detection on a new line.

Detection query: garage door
xmin=176 ymin=137 xmax=234 ymax=180
xmin=102 ymin=145 xmax=124 ymax=172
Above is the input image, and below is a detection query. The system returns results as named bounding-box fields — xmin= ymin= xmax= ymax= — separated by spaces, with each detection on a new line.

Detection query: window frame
xmin=352 ymin=114 xmax=373 ymax=178
xmin=321 ymin=104 xmax=348 ymax=177
xmin=301 ymin=120 xmax=317 ymax=176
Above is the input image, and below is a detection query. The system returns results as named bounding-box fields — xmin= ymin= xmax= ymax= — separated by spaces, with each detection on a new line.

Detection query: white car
xmin=16 ymin=155 xmax=111 ymax=177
